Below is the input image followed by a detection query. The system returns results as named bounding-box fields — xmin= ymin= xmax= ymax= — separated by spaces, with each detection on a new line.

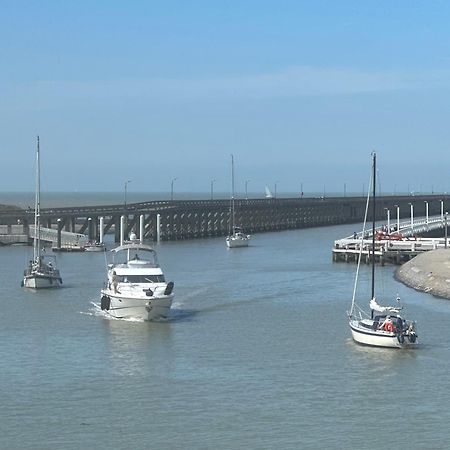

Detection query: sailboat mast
xmin=230 ymin=154 xmax=235 ymax=233
xmin=34 ymin=136 xmax=41 ymax=262
xmin=371 ymin=152 xmax=376 ymax=300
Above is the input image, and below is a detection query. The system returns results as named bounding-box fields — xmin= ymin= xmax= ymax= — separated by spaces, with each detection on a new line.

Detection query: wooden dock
xmin=333 ymin=215 xmax=449 ymax=265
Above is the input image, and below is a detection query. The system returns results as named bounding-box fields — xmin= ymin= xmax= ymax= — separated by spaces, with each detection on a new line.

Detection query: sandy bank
xmin=395 ymin=248 xmax=450 ymax=299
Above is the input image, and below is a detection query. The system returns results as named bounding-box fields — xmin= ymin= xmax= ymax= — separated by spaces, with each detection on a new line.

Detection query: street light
xmin=274 ymin=181 xmax=279 ymax=199
xmin=210 ymin=179 xmax=216 ymax=200
xmin=409 ymin=202 xmax=414 ymax=232
xmin=424 ymin=201 xmax=429 ymax=226
xmin=384 ymin=208 xmax=390 ymax=234
xmin=300 ymin=182 xmax=303 ymax=198
xmin=394 ymin=204 xmax=400 ymax=233
xmin=124 ymin=180 xmax=131 ymax=209
xmin=441 ymin=199 xmax=444 ymax=221
xmin=245 ymin=180 xmax=250 ymax=200
xmin=171 ymin=177 xmax=178 ymax=201
xmin=446 ymin=212 xmax=448 ymax=249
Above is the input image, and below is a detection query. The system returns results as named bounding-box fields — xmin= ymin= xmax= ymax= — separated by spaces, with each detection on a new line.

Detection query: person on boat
xmin=380 ymin=316 xmax=394 ymax=332
xmin=111 ymin=271 xmax=119 ymax=293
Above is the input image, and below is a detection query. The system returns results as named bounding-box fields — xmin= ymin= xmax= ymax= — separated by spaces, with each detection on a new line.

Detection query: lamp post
xmin=300 ymin=182 xmax=303 ymax=198
xmin=245 ymin=180 xmax=250 ymax=200
xmin=409 ymin=203 xmax=414 ymax=232
xmin=210 ymin=179 xmax=216 ymax=200
xmin=274 ymin=181 xmax=279 ymax=199
xmin=446 ymin=212 xmax=448 ymax=249
xmin=344 ymin=182 xmax=347 ymax=198
xmin=441 ymin=199 xmax=444 ymax=221
xmin=424 ymin=201 xmax=429 ymax=226
xmin=124 ymin=180 xmax=131 ymax=209
xmin=394 ymin=204 xmax=400 ymax=233
xmin=384 ymin=208 xmax=390 ymax=234
xmin=171 ymin=177 xmax=178 ymax=201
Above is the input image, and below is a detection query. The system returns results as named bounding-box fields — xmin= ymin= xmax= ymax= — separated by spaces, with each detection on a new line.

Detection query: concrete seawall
xmin=395 ymin=248 xmax=450 ymax=299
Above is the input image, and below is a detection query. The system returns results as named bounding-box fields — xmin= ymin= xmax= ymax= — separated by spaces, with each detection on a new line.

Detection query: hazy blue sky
xmin=2 ymin=1 xmax=450 ymax=195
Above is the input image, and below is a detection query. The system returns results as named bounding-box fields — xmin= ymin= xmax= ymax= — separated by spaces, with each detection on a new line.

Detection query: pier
xmin=333 ymin=214 xmax=449 ymax=265
xmin=0 ymin=194 xmax=448 ymax=244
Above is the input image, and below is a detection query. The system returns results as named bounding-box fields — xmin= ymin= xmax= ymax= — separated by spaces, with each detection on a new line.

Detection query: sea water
xmin=1 ymin=214 xmax=450 ymax=449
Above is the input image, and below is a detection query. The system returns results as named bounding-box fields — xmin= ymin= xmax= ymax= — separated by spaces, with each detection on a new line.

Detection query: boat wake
xmin=82 ymin=301 xmax=196 ymax=323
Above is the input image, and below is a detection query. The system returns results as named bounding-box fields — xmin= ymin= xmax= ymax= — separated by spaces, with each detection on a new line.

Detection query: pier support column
xmin=56 ymin=218 xmax=63 ymax=249
xmin=139 ymin=215 xmax=144 ymax=243
xmin=99 ymin=217 xmax=104 ymax=244
xmin=156 ymin=214 xmax=161 ymax=243
xmin=120 ymin=216 xmax=125 ymax=246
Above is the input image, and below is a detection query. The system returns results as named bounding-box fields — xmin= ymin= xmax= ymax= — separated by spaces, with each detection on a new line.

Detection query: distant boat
xmin=84 ymin=240 xmax=106 ymax=252
xmin=348 ymin=152 xmax=418 ymax=348
xmin=226 ymin=154 xmax=250 ymax=248
xmin=23 ymin=137 xmax=63 ymax=289
xmin=265 ymin=186 xmax=273 ymax=199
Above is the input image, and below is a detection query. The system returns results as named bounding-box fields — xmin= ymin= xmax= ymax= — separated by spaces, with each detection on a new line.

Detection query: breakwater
xmin=0 ymin=195 xmax=447 ymax=242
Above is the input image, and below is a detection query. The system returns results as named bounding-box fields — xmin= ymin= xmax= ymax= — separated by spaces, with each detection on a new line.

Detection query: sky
xmin=2 ymin=0 xmax=450 ymax=196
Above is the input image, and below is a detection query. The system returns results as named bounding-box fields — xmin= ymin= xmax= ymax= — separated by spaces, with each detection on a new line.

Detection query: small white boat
xmin=348 ymin=153 xmax=417 ymax=348
xmin=226 ymin=227 xmax=250 ymax=248
xmin=23 ymin=137 xmax=62 ymax=289
xmin=226 ymin=154 xmax=250 ymax=248
xmin=84 ymin=241 xmax=106 ymax=252
xmin=100 ymin=242 xmax=174 ymax=320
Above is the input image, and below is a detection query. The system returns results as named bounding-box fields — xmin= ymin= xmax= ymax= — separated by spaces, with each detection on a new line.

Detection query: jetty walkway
xmin=0 ymin=194 xmax=448 ymax=244
xmin=333 ymin=214 xmax=449 ymax=265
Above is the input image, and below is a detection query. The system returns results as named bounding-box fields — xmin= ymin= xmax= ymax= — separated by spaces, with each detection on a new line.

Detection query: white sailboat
xmin=226 ymin=154 xmax=250 ymax=248
xmin=348 ymin=153 xmax=418 ymax=348
xmin=23 ymin=137 xmax=63 ymax=289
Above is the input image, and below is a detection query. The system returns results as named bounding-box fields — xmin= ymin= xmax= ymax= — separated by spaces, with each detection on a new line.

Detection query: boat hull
xmin=84 ymin=244 xmax=106 ymax=252
xmin=349 ymin=320 xmax=418 ymax=348
xmin=226 ymin=237 xmax=249 ymax=248
xmin=100 ymin=290 xmax=173 ymax=321
xmin=23 ymin=274 xmax=62 ymax=289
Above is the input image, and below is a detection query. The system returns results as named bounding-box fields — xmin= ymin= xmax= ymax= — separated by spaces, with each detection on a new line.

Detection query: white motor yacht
xmin=100 ymin=242 xmax=174 ymax=320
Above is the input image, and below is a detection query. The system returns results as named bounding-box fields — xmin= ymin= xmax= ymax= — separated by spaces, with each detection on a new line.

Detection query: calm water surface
xmin=1 ymin=222 xmax=449 ymax=449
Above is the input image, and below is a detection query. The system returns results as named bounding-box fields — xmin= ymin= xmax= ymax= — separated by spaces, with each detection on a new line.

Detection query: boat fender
xmin=164 ymin=281 xmax=174 ymax=296
xmin=20 ymin=280 xmax=24 ymax=287
xmin=101 ymin=295 xmax=111 ymax=311
xmin=397 ymin=333 xmax=405 ymax=344
xmin=146 ymin=302 xmax=153 ymax=312
xmin=59 ymin=278 xmax=63 ymax=284
xmin=408 ymin=333 xmax=417 ymax=343
xmin=145 ymin=289 xmax=154 ymax=297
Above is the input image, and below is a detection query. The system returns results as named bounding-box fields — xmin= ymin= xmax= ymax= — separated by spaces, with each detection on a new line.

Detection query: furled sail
xmin=369 ymin=298 xmax=401 ymax=313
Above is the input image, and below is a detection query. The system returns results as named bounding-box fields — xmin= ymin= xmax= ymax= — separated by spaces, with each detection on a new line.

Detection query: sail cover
xmin=369 ymin=298 xmax=401 ymax=313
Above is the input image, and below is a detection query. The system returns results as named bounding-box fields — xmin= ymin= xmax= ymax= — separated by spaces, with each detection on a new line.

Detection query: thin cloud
xmin=2 ymin=66 xmax=450 ymax=110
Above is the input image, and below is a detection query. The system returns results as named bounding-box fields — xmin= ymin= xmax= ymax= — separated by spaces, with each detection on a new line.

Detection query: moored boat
xmin=84 ymin=240 xmax=106 ymax=252
xmin=23 ymin=137 xmax=63 ymax=289
xmin=226 ymin=154 xmax=250 ymax=248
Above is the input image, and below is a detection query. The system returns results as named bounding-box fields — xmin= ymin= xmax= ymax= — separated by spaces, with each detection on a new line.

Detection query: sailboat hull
xmin=349 ymin=320 xmax=418 ymax=348
xmin=226 ymin=236 xmax=250 ymax=248
xmin=23 ymin=274 xmax=62 ymax=289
